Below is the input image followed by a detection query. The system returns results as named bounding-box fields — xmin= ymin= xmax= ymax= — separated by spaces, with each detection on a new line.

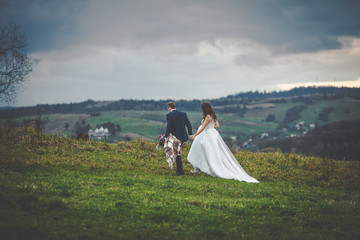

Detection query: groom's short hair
xmin=167 ymin=102 xmax=176 ymax=109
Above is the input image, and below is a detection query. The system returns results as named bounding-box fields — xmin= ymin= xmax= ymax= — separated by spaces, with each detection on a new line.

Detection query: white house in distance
xmin=88 ymin=126 xmax=110 ymax=140
xmin=261 ymin=133 xmax=269 ymax=139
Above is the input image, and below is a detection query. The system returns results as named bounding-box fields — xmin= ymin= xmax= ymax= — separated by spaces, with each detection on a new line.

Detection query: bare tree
xmin=0 ymin=23 xmax=32 ymax=103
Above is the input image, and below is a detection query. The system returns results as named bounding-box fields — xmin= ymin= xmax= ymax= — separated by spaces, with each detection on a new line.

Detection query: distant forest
xmin=1 ymin=86 xmax=360 ymax=119
xmin=226 ymin=86 xmax=360 ymax=99
xmin=259 ymin=119 xmax=360 ymax=161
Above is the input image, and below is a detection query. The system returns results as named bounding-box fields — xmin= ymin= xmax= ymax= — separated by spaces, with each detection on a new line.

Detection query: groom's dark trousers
xmin=165 ymin=110 xmax=192 ymax=175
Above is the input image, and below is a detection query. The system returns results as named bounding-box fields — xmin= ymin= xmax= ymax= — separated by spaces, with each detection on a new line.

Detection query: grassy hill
xmin=6 ymin=96 xmax=360 ymax=140
xmin=1 ymin=127 xmax=359 ymax=239
xmin=1 ymin=87 xmax=360 ymax=161
xmin=260 ymin=119 xmax=360 ymax=161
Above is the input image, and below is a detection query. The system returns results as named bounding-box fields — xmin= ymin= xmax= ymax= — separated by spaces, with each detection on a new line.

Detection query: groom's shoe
xmin=190 ymin=167 xmax=201 ymax=173
xmin=176 ymin=156 xmax=184 ymax=176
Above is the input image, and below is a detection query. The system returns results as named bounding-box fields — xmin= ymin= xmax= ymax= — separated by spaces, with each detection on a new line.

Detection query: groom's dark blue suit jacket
xmin=165 ymin=110 xmax=192 ymax=143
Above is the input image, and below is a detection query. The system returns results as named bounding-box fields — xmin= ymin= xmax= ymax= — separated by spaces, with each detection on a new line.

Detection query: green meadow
xmin=7 ymin=96 xmax=360 ymax=146
xmin=15 ymin=96 xmax=357 ymax=144
xmin=1 ymin=127 xmax=359 ymax=239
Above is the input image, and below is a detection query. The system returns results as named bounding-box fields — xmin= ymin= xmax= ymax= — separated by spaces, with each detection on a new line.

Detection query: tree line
xmin=226 ymin=86 xmax=360 ymax=100
xmin=258 ymin=119 xmax=360 ymax=161
xmin=1 ymin=86 xmax=360 ymax=120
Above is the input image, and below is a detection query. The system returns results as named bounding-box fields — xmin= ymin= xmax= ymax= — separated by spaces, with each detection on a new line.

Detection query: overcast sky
xmin=1 ymin=0 xmax=360 ymax=107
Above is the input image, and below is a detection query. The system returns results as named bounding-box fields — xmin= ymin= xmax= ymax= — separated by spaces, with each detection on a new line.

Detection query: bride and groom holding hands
xmin=164 ymin=101 xmax=258 ymax=183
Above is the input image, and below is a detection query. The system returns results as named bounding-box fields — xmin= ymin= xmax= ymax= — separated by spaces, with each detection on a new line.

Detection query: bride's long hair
xmin=201 ymin=102 xmax=217 ymax=121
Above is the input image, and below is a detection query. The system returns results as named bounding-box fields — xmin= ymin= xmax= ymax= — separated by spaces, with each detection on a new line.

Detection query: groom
xmin=165 ymin=102 xmax=192 ymax=175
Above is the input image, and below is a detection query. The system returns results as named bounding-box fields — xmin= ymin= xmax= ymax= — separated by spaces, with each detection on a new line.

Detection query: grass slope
xmin=8 ymin=97 xmax=360 ymax=142
xmin=1 ymin=127 xmax=359 ymax=239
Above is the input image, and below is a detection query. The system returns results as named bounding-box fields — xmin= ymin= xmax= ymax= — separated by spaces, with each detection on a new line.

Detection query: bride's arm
xmin=190 ymin=116 xmax=210 ymax=140
xmin=214 ymin=120 xmax=220 ymax=128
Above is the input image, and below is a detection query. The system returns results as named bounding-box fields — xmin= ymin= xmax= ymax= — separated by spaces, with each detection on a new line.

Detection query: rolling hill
xmin=1 ymin=86 xmax=360 ymax=160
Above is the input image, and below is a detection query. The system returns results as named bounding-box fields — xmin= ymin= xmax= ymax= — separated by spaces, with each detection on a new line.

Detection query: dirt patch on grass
xmin=120 ymin=132 xmax=153 ymax=141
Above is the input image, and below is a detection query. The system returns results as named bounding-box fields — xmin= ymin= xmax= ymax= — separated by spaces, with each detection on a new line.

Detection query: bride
xmin=187 ymin=102 xmax=259 ymax=183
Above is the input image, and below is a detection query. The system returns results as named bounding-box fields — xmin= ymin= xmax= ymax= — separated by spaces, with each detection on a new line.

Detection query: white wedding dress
xmin=187 ymin=116 xmax=259 ymax=183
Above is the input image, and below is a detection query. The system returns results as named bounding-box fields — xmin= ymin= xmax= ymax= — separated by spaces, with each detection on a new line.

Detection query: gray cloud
xmin=2 ymin=0 xmax=359 ymax=55
xmin=0 ymin=0 xmax=87 ymax=51
xmin=1 ymin=0 xmax=360 ymax=106
xmin=73 ymin=0 xmax=360 ymax=56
